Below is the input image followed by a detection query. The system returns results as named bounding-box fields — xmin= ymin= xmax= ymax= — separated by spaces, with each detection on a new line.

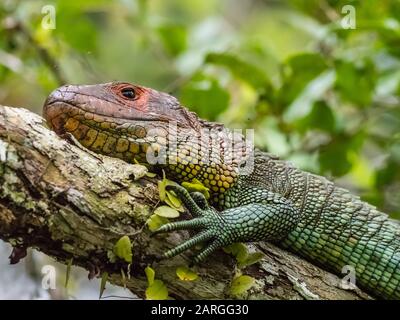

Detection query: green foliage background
xmin=0 ymin=0 xmax=399 ymax=219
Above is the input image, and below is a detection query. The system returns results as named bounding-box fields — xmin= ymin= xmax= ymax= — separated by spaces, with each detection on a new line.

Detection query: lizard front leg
xmin=153 ymin=185 xmax=300 ymax=263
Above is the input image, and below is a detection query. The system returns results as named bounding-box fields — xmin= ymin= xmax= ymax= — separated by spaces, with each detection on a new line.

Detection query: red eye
xmin=121 ymin=87 xmax=136 ymax=99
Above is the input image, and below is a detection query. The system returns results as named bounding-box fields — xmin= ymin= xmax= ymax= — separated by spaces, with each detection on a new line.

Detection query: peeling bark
xmin=0 ymin=105 xmax=372 ymax=300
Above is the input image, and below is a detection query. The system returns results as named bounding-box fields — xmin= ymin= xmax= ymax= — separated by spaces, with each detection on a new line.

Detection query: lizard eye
xmin=121 ymin=87 xmax=136 ymax=100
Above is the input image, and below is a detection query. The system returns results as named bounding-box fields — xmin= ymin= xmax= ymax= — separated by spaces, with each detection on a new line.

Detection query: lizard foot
xmin=153 ymin=184 xmax=299 ymax=264
xmin=152 ymin=185 xmax=229 ymax=264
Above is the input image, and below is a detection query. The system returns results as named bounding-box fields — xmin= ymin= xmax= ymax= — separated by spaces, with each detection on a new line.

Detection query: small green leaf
xmin=230 ymin=275 xmax=255 ymax=296
xmin=146 ymin=172 xmax=157 ymax=178
xmin=113 ymin=235 xmax=133 ymax=263
xmin=167 ymin=202 xmax=185 ymax=213
xmin=176 ymin=266 xmax=199 ymax=281
xmin=223 ymin=243 xmax=248 ymax=263
xmin=224 ymin=243 xmax=264 ymax=268
xmin=158 ymin=172 xmax=181 ymax=209
xmin=238 ymin=252 xmax=265 ymax=268
xmin=145 ymin=266 xmax=155 ymax=286
xmin=165 ymin=190 xmax=183 ymax=211
xmin=158 ymin=170 xmax=168 ymax=201
xmin=158 ymin=180 xmax=167 ymax=202
xmin=154 ymin=205 xmax=180 ymax=218
xmin=182 ymin=179 xmax=210 ymax=199
xmin=145 ymin=279 xmax=168 ymax=300
xmin=99 ymin=272 xmax=108 ymax=299
xmin=144 ymin=266 xmax=168 ymax=299
xmin=146 ymin=214 xmax=170 ymax=232
xmin=65 ymin=258 xmax=73 ymax=288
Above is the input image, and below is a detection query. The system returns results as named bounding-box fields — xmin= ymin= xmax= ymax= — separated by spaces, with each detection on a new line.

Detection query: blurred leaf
xmin=54 ymin=6 xmax=100 ymax=53
xmin=278 ymin=53 xmax=328 ymax=108
xmin=206 ymin=52 xmax=271 ymax=90
xmin=287 ymin=53 xmax=327 ymax=76
xmin=335 ymin=59 xmax=377 ymax=106
xmin=348 ymin=152 xmax=374 ymax=188
xmin=157 ymin=23 xmax=187 ymax=56
xmin=180 ymin=75 xmax=229 ymax=120
xmin=36 ymin=66 xmax=59 ymax=92
xmin=284 ymin=71 xmax=336 ymax=121
xmin=298 ymin=100 xmax=336 ymax=132
xmin=256 ymin=118 xmax=291 ymax=156
xmin=378 ymin=19 xmax=400 ymax=57
xmin=319 ymin=142 xmax=352 ymax=176
xmin=390 ymin=141 xmax=400 ymax=163
xmin=376 ymin=160 xmax=399 ymax=187
xmin=319 ymin=133 xmax=364 ymax=176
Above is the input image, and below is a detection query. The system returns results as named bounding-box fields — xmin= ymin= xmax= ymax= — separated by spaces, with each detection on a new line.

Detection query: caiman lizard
xmin=43 ymin=81 xmax=400 ymax=299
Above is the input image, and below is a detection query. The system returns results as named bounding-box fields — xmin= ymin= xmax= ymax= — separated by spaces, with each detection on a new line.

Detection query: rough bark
xmin=0 ymin=105 xmax=372 ymax=300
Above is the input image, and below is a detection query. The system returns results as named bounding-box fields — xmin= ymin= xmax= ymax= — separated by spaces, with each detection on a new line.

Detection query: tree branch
xmin=0 ymin=105 xmax=372 ymax=300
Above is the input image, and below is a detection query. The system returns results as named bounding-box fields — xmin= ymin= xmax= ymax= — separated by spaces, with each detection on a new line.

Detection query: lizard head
xmin=43 ymin=81 xmax=204 ymax=163
xmin=44 ymin=81 xmax=245 ymax=199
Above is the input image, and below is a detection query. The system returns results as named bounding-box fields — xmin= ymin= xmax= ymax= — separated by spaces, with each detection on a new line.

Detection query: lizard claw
xmin=153 ymin=184 xmax=229 ymax=263
xmin=189 ymin=192 xmax=210 ymax=210
xmin=165 ymin=185 xmax=205 ymax=217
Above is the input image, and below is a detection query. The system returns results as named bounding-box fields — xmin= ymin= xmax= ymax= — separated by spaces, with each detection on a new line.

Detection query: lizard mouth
xmin=44 ymin=99 xmax=123 ymax=134
xmin=44 ymin=99 xmax=155 ymax=140
xmin=44 ymin=97 xmax=167 ymax=134
xmin=43 ymin=84 xmax=174 ymax=131
xmin=43 ymin=98 xmax=166 ymax=163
